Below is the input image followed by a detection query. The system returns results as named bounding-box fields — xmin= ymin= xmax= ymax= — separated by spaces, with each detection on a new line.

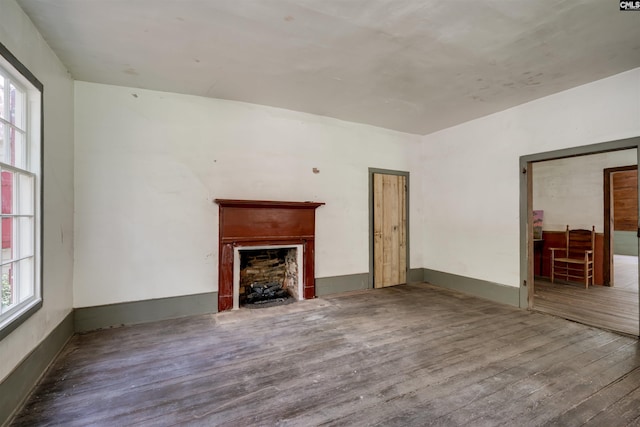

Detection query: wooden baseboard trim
xmin=423 ymin=269 xmax=520 ymax=307
xmin=316 ymin=268 xmax=425 ymax=296
xmin=316 ymin=273 xmax=370 ymax=296
xmin=74 ymin=292 xmax=218 ymax=333
xmin=408 ymin=268 xmax=426 ymax=283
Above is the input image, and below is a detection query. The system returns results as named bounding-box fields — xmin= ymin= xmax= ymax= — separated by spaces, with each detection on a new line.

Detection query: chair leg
xmin=584 ymin=257 xmax=590 ymax=289
xmin=551 ymin=259 xmax=554 ymax=283
xmin=584 ymin=261 xmax=589 ymax=289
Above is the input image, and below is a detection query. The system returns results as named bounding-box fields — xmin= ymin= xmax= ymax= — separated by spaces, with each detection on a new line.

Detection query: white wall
xmin=420 ymin=68 xmax=640 ymax=288
xmin=0 ymin=1 xmax=74 ymax=381
xmin=533 ymin=149 xmax=637 ymax=232
xmin=74 ymin=82 xmax=421 ymax=308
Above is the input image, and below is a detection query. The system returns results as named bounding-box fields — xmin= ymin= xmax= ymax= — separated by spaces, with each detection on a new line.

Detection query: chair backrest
xmin=565 ymin=225 xmax=595 ymax=259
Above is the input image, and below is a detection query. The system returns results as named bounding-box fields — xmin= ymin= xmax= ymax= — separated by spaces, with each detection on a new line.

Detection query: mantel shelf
xmin=214 ymin=199 xmax=325 ymax=209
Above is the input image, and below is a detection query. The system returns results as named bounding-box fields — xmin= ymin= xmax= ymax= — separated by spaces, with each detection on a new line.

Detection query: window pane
xmin=10 ymin=128 xmax=25 ymax=168
xmin=18 ymin=173 xmax=34 ymax=215
xmin=0 ymin=127 xmax=26 ymax=168
xmin=1 ymin=170 xmax=14 ymax=215
xmin=2 ymin=217 xmax=14 ymax=262
xmin=17 ymin=258 xmax=33 ymax=303
xmin=18 ymin=217 xmax=33 ymax=258
xmin=0 ymin=76 xmax=4 ymax=121
xmin=1 ymin=263 xmax=14 ymax=312
xmin=1 ymin=217 xmax=11 ymax=261
xmin=0 ymin=122 xmax=4 ymax=164
xmin=9 ymin=83 xmax=24 ymax=129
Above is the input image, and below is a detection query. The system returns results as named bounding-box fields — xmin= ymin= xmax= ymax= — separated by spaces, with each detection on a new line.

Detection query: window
xmin=0 ymin=43 xmax=42 ymax=339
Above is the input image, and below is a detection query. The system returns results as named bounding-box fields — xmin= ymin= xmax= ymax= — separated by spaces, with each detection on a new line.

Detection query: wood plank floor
xmin=534 ymin=256 xmax=639 ymax=337
xmin=613 ymin=255 xmax=638 ymax=291
xmin=11 ymin=283 xmax=640 ymax=426
xmin=534 ymin=280 xmax=639 ymax=337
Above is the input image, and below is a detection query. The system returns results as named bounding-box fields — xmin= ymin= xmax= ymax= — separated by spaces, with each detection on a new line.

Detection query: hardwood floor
xmin=12 ymin=283 xmax=640 ymax=426
xmin=534 ymin=255 xmax=639 ymax=336
xmin=613 ymin=255 xmax=638 ymax=291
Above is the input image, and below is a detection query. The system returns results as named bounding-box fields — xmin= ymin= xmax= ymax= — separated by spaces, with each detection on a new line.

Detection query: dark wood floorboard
xmin=534 ymin=279 xmax=639 ymax=336
xmin=11 ymin=283 xmax=640 ymax=426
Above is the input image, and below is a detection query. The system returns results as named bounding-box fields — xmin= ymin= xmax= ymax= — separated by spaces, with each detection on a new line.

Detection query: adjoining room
xmin=531 ymin=149 xmax=639 ymax=336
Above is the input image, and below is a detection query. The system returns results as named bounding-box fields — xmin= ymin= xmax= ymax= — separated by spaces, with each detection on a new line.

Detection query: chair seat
xmin=554 ymin=257 xmax=592 ymax=264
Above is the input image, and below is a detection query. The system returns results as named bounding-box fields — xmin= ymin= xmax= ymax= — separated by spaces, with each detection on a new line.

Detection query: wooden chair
xmin=550 ymin=225 xmax=595 ymax=288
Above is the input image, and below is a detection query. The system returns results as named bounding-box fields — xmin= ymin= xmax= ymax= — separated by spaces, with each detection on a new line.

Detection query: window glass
xmin=1 ymin=170 xmax=14 ymax=215
xmin=18 ymin=217 xmax=33 ymax=258
xmin=17 ymin=174 xmax=33 ymax=215
xmin=11 ymin=129 xmax=26 ymax=169
xmin=17 ymin=258 xmax=33 ymax=301
xmin=0 ymin=122 xmax=4 ymax=164
xmin=9 ymin=83 xmax=24 ymax=129
xmin=0 ymin=263 xmax=13 ymax=312
xmin=0 ymin=76 xmax=4 ymax=121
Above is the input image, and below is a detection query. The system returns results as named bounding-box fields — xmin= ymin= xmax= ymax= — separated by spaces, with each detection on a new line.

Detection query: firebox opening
xmin=238 ymin=248 xmax=299 ymax=308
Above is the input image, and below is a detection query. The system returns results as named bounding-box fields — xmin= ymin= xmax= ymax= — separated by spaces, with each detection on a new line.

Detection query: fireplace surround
xmin=215 ymin=199 xmax=324 ymax=311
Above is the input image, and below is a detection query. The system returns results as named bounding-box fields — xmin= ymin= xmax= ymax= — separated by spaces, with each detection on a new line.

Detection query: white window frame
xmin=0 ymin=43 xmax=42 ymax=340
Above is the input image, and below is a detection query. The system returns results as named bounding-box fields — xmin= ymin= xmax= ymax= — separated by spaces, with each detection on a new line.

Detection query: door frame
xmin=603 ymin=165 xmax=638 ymax=286
xmin=369 ymin=168 xmax=410 ymax=289
xmin=519 ymin=137 xmax=640 ymax=316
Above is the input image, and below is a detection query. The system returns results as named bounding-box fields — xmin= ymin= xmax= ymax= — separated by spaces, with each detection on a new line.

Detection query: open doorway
xmin=520 ymin=140 xmax=640 ymax=337
xmin=604 ymin=165 xmax=638 ymax=289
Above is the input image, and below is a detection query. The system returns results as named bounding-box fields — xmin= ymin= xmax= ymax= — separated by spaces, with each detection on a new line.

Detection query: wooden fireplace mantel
xmin=215 ymin=199 xmax=325 ymax=209
xmin=214 ymin=199 xmax=324 ymax=311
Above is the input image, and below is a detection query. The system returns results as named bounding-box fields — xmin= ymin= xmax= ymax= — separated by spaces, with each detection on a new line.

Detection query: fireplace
xmin=215 ymin=199 xmax=324 ymax=311
xmin=234 ymin=245 xmax=303 ymax=309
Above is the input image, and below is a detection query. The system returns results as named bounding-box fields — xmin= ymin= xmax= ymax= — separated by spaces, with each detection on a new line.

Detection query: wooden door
xmin=373 ymin=173 xmax=407 ymax=288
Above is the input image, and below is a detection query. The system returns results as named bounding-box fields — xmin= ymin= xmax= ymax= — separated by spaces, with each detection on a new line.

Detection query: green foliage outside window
xmin=1 ymin=273 xmax=11 ymax=307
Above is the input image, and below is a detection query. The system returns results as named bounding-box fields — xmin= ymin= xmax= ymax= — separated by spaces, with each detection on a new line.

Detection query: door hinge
xmin=522 ymin=167 xmax=527 ymax=174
